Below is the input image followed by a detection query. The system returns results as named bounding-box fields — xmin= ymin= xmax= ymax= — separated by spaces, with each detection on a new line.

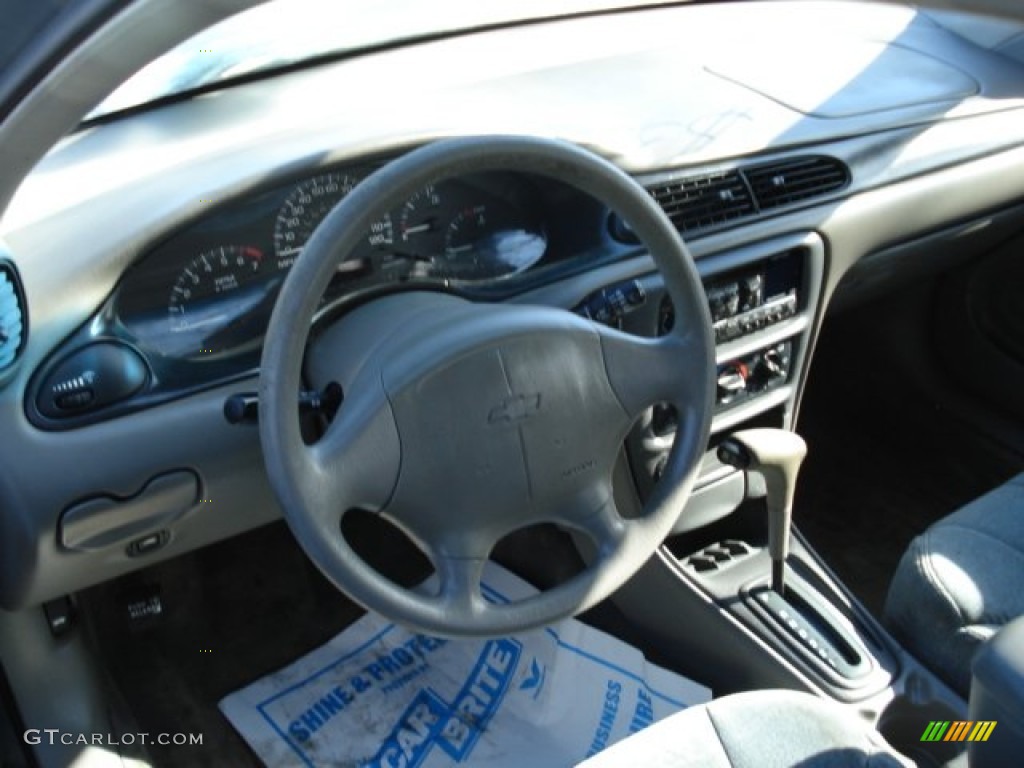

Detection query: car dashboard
xmin=3 ymin=0 xmax=1024 ymax=611
xmin=24 ymin=163 xmax=620 ymax=428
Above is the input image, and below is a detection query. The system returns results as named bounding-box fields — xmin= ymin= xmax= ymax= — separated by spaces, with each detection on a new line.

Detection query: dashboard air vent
xmin=745 ymin=156 xmax=849 ymax=210
xmin=647 ymin=170 xmax=755 ymax=233
xmin=0 ymin=263 xmax=26 ymax=371
xmin=624 ymin=154 xmax=850 ymax=243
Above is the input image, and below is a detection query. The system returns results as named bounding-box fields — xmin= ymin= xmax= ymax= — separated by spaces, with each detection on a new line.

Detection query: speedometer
xmin=273 ymin=172 xmax=393 ymax=267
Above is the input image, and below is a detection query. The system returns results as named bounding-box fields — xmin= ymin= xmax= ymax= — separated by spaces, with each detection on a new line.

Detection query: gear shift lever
xmin=717 ymin=428 xmax=807 ymax=595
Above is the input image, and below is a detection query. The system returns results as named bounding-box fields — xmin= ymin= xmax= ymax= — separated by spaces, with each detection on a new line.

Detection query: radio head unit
xmin=704 ymin=248 xmax=802 ymax=343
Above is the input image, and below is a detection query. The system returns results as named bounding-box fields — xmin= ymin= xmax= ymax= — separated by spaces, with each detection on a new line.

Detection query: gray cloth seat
xmin=884 ymin=473 xmax=1024 ymax=696
xmin=577 ymin=689 xmax=911 ymax=767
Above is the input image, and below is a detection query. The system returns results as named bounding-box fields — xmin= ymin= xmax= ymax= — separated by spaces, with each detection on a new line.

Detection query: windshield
xmin=88 ymin=0 xmax=689 ymax=120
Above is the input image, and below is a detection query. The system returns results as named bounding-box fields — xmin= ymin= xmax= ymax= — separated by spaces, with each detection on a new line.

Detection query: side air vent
xmin=0 ymin=261 xmax=27 ymax=372
xmin=647 ymin=170 xmax=755 ymax=233
xmin=744 ymin=155 xmax=850 ymax=210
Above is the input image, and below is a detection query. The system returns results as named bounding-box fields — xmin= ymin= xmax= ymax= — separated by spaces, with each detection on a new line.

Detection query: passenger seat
xmin=884 ymin=474 xmax=1024 ymax=696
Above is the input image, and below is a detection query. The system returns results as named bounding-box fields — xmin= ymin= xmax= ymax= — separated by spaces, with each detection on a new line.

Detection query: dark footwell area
xmin=77 ymin=517 xmax=645 ymax=767
xmin=78 ymin=523 xmax=368 ymax=767
xmin=793 ymin=296 xmax=1023 ymax=617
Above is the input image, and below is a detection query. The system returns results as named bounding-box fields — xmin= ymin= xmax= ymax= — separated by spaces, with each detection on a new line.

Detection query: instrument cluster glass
xmin=114 ymin=163 xmax=556 ymax=362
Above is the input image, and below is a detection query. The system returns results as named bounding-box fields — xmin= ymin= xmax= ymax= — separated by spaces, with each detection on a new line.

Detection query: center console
xmin=571 ymin=231 xmax=966 ymax=754
xmin=578 ymin=233 xmax=821 ymax=532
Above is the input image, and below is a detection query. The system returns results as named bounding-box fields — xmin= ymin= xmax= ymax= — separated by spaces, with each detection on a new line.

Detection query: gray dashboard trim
xmin=0 ymin=378 xmax=278 ymax=609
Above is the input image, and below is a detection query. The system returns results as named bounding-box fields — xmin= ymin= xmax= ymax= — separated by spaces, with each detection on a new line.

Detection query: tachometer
xmin=163 ymin=244 xmax=279 ymax=359
xmin=274 ymin=172 xmax=393 ymax=267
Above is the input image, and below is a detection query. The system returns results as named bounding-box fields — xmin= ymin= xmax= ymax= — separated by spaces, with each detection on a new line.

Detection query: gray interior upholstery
xmin=969 ymin=615 xmax=1024 ymax=766
xmin=576 ymin=690 xmax=912 ymax=767
xmin=884 ymin=473 xmax=1024 ymax=695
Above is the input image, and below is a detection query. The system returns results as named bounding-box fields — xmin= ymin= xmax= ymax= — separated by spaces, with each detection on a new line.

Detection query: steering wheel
xmin=259 ymin=136 xmax=715 ymax=637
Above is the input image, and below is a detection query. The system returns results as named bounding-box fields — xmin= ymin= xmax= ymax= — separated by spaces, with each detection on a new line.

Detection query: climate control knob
xmin=716 ymin=365 xmax=747 ymax=403
xmin=761 ymin=348 xmax=785 ymax=378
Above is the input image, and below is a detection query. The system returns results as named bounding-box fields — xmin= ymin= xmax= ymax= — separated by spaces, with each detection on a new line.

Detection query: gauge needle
xmin=177 ymin=314 xmax=228 ymax=331
xmin=336 ymin=258 xmax=372 ymax=275
xmin=389 ymin=250 xmax=434 ymax=263
xmin=402 ymin=223 xmax=432 ymax=237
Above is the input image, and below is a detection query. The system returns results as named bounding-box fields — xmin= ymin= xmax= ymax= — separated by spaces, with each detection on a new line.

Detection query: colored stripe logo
xmin=920 ymin=721 xmax=997 ymax=742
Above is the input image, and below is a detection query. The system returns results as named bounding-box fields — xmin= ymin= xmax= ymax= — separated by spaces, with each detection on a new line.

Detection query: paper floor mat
xmin=220 ymin=563 xmax=709 ymax=767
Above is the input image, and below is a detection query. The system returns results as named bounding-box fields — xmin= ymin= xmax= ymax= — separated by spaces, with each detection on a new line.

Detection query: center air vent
xmin=648 ymin=170 xmax=755 ymax=233
xmin=629 ymin=154 xmax=850 ymax=242
xmin=0 ymin=262 xmax=26 ymax=372
xmin=744 ymin=156 xmax=849 ymax=210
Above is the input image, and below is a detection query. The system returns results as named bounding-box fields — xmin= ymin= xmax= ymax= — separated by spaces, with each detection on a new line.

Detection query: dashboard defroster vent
xmin=647 ymin=170 xmax=755 ymax=233
xmin=0 ymin=261 xmax=27 ymax=372
xmin=744 ymin=156 xmax=850 ymax=210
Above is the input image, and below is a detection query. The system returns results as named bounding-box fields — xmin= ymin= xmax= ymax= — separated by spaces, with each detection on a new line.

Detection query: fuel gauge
xmin=442 ymin=204 xmax=546 ymax=282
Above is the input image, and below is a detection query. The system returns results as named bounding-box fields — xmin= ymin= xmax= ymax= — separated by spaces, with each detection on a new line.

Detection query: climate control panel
xmin=574 ymin=247 xmax=803 ymax=418
xmin=608 ymin=235 xmax=820 ymax=521
xmin=716 ymin=341 xmax=792 ymax=409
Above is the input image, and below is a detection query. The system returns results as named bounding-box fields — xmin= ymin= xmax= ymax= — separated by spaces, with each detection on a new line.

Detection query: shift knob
xmin=718 ymin=428 xmax=807 ymax=594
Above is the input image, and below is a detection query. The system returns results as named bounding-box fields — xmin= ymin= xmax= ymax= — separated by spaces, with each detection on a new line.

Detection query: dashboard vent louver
xmin=647 ymin=170 xmax=755 ymax=233
xmin=744 ymin=156 xmax=850 ymax=210
xmin=0 ymin=263 xmax=26 ymax=371
xmin=637 ymin=155 xmax=850 ymax=240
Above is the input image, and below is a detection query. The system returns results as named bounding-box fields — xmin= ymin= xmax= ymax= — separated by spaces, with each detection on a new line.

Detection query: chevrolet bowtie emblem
xmin=488 ymin=393 xmax=542 ymax=425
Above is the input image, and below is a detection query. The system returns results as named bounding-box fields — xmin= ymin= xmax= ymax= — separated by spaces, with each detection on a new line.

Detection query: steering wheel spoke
xmin=578 ymin=499 xmax=630 ymax=557
xmin=598 ymin=324 xmax=706 ymax=418
xmin=434 ymin=555 xmax=488 ymax=614
xmin=305 ymin=387 xmax=401 ymax=521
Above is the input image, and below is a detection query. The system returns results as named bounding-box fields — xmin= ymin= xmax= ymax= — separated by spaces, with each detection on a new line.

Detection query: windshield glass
xmin=88 ymin=0 xmax=688 ymax=120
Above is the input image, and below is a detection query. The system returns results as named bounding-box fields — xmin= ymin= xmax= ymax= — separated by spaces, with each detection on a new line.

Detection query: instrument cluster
xmin=114 ymin=162 xmax=565 ymax=362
